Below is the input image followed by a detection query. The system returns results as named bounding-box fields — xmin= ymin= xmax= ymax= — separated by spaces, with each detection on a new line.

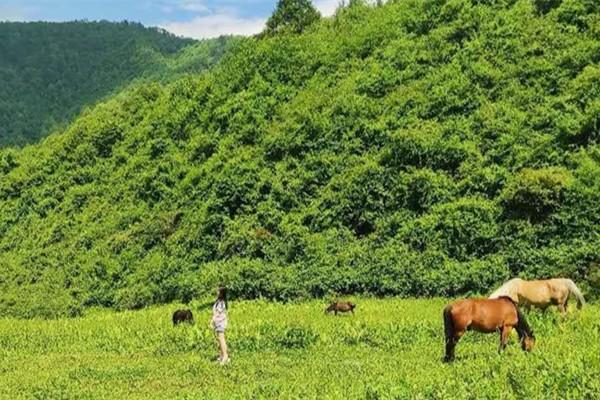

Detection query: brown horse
xmin=489 ymin=278 xmax=585 ymax=315
xmin=443 ymin=297 xmax=535 ymax=362
xmin=325 ymin=301 xmax=356 ymax=315
xmin=172 ymin=309 xmax=194 ymax=325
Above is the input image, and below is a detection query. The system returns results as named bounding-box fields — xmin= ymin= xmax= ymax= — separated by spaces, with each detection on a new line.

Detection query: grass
xmin=1 ymin=298 xmax=599 ymax=399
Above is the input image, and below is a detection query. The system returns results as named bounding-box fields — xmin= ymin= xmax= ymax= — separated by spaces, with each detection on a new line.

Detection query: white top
xmin=212 ymin=299 xmax=228 ymax=325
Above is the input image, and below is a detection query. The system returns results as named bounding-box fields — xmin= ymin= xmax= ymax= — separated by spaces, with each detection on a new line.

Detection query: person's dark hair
xmin=215 ymin=286 xmax=228 ymax=309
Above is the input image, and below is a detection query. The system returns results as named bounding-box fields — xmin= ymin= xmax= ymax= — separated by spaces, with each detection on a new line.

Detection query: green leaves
xmin=1 ymin=0 xmax=600 ymax=317
xmin=501 ymin=167 xmax=575 ymax=220
xmin=264 ymin=0 xmax=321 ymax=36
xmin=0 ymin=21 xmax=234 ymax=147
xmin=383 ymin=123 xmax=478 ymax=174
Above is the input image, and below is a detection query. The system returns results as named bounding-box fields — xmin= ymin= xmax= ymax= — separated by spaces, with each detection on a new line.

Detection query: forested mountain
xmin=0 ymin=21 xmax=235 ymax=146
xmin=0 ymin=0 xmax=599 ymax=318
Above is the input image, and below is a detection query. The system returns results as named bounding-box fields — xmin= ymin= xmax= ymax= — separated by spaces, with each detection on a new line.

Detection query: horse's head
xmin=515 ymin=305 xmax=535 ymax=352
xmin=521 ymin=334 xmax=535 ymax=352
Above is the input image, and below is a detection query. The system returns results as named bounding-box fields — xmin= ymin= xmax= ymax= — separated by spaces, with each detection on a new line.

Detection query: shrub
xmin=400 ymin=198 xmax=501 ymax=261
xmin=501 ymin=167 xmax=574 ymax=221
xmin=382 ymin=123 xmax=478 ymax=175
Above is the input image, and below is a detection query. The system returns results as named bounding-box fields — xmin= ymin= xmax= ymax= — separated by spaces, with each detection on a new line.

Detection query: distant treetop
xmin=265 ymin=0 xmax=321 ymax=35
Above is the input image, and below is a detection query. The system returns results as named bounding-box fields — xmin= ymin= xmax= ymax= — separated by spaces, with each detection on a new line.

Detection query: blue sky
xmin=0 ymin=0 xmax=339 ymax=38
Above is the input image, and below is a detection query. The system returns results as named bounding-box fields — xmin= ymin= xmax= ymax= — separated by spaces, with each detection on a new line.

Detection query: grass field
xmin=1 ymin=298 xmax=599 ymax=399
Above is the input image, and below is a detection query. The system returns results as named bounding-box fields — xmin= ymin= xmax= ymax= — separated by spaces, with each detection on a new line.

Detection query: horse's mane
xmin=496 ymin=296 xmax=517 ymax=305
xmin=489 ymin=278 xmax=522 ymax=301
xmin=515 ymin=306 xmax=534 ymax=339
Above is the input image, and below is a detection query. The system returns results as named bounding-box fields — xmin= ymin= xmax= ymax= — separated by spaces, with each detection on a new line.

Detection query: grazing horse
xmin=172 ymin=309 xmax=194 ymax=325
xmin=325 ymin=301 xmax=356 ymax=315
xmin=443 ymin=297 xmax=535 ymax=362
xmin=489 ymin=278 xmax=585 ymax=315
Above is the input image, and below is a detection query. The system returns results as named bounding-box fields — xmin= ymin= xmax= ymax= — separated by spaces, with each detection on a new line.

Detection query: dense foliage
xmin=0 ymin=0 xmax=599 ymax=317
xmin=0 ymin=21 xmax=234 ymax=146
xmin=1 ymin=299 xmax=598 ymax=398
xmin=265 ymin=0 xmax=321 ymax=35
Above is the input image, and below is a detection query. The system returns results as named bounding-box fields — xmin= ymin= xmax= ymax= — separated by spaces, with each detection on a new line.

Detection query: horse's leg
xmin=445 ymin=336 xmax=456 ymax=362
xmin=557 ymin=293 xmax=569 ymax=316
xmin=499 ymin=325 xmax=512 ymax=353
xmin=445 ymin=330 xmax=464 ymax=362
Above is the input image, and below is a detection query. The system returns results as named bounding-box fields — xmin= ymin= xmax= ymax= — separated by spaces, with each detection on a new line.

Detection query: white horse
xmin=489 ymin=278 xmax=585 ymax=315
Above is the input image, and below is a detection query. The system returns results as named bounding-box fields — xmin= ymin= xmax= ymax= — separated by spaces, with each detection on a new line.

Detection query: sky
xmin=0 ymin=0 xmax=340 ymax=39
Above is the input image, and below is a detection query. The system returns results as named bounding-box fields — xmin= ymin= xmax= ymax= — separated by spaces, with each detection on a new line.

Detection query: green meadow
xmin=1 ymin=298 xmax=598 ymax=399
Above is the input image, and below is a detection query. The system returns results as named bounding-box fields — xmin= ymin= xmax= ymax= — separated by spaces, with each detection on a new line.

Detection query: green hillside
xmin=0 ymin=21 xmax=234 ymax=146
xmin=1 ymin=0 xmax=599 ymax=318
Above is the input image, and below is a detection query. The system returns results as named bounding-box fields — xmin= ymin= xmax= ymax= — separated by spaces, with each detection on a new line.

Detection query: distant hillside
xmin=0 ymin=0 xmax=599 ymax=318
xmin=0 ymin=21 xmax=235 ymax=146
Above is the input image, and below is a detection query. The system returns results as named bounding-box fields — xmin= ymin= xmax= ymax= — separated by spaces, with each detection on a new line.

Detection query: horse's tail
xmin=563 ymin=279 xmax=585 ymax=309
xmin=443 ymin=305 xmax=454 ymax=344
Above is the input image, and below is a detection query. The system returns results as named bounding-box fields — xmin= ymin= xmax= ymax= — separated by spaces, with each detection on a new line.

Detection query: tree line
xmin=0 ymin=21 xmax=235 ymax=146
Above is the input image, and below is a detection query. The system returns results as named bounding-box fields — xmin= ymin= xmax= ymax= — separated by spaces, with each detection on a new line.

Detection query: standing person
xmin=211 ymin=286 xmax=229 ymax=364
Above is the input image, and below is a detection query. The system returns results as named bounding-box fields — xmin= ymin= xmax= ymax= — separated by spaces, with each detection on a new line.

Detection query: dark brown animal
xmin=443 ymin=297 xmax=535 ymax=362
xmin=325 ymin=301 xmax=356 ymax=315
xmin=172 ymin=309 xmax=194 ymax=325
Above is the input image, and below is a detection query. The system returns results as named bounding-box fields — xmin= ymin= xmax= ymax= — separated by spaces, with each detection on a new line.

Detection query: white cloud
xmin=0 ymin=5 xmax=27 ymax=21
xmin=161 ymin=0 xmax=346 ymax=40
xmin=179 ymin=1 xmax=208 ymax=13
xmin=314 ymin=0 xmax=389 ymax=16
xmin=161 ymin=1 xmax=208 ymax=14
xmin=314 ymin=0 xmax=340 ymax=17
xmin=161 ymin=12 xmax=266 ymax=39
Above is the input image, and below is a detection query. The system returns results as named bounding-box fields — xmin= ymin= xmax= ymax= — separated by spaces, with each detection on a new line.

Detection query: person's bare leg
xmin=217 ymin=332 xmax=229 ymax=363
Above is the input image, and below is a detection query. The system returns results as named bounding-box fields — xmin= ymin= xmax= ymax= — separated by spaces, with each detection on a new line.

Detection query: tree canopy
xmin=265 ymin=0 xmax=321 ymax=34
xmin=0 ymin=21 xmax=235 ymax=147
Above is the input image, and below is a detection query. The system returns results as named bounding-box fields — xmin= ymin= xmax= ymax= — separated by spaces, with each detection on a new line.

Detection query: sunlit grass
xmin=1 ymin=298 xmax=598 ymax=399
